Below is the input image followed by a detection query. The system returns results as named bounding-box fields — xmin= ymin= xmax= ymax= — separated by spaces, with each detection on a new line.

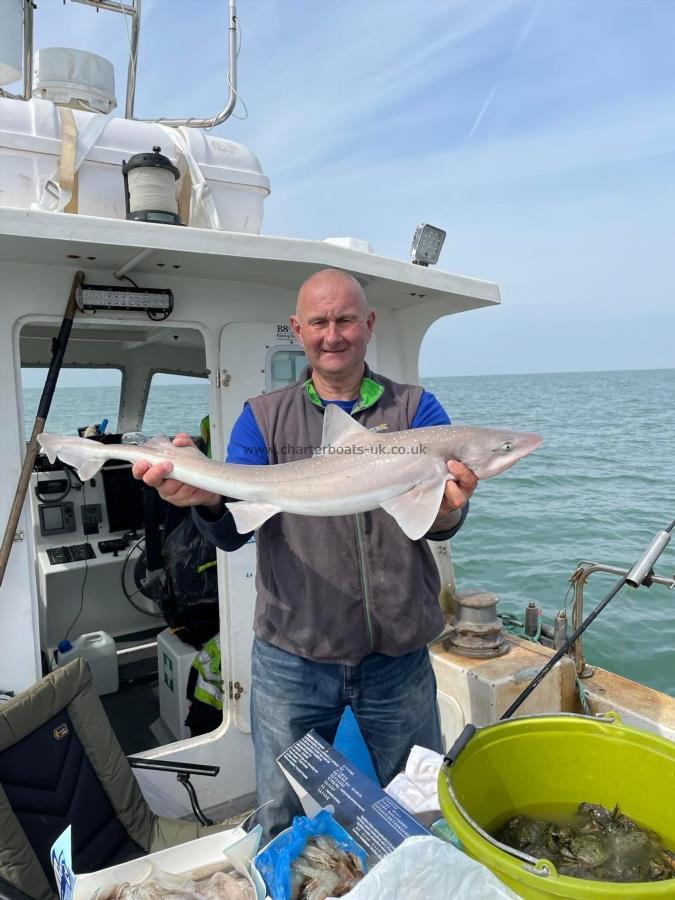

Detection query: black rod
xmin=0 ymin=271 xmax=84 ymax=587
xmin=501 ymin=518 xmax=674 ymax=721
xmin=500 ymin=575 xmax=627 ymax=720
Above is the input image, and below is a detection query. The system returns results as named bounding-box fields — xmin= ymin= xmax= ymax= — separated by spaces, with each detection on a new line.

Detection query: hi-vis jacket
xmin=191 ymin=635 xmax=223 ymax=710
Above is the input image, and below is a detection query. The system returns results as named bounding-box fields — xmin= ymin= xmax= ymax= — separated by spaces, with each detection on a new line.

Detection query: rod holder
xmin=626 ymin=531 xmax=671 ymax=588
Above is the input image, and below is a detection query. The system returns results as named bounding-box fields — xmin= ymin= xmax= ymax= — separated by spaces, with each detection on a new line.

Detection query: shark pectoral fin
xmin=380 ymin=477 xmax=448 ymax=541
xmin=226 ymin=501 xmax=282 ymax=534
xmin=320 ymin=403 xmax=370 ymax=450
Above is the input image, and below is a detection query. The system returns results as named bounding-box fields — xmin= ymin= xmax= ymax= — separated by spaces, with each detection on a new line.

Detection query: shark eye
xmin=501 ymin=441 xmax=513 ymax=452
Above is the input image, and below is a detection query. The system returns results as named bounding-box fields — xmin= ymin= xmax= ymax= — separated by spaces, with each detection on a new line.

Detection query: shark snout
xmin=517 ymin=432 xmax=544 ymax=459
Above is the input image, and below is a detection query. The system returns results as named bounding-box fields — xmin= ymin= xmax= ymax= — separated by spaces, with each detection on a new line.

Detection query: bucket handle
xmin=522 ymin=859 xmax=558 ymax=879
xmin=440 ymin=765 xmax=548 ymax=872
xmin=444 ymin=711 xmax=621 ymax=767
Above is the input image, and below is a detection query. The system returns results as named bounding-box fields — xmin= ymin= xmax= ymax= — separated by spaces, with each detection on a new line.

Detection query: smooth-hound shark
xmin=38 ymin=405 xmax=543 ymax=540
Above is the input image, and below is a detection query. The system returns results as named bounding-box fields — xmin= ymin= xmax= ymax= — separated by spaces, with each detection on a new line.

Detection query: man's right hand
xmin=131 ymin=433 xmax=223 ymax=512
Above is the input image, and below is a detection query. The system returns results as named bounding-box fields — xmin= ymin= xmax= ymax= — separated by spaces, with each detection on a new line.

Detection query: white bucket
xmin=56 ymin=631 xmax=119 ymax=696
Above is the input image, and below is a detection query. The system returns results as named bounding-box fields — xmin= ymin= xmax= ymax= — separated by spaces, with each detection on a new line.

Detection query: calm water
xmin=24 ymin=369 xmax=675 ymax=696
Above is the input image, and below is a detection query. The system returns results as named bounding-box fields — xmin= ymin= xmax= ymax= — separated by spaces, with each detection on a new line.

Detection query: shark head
xmin=437 ymin=426 xmax=544 ymax=480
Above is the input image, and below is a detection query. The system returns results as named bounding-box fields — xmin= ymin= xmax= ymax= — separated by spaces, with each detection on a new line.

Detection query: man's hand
xmin=430 ymin=460 xmax=478 ymax=532
xmin=131 ymin=432 xmax=222 ymax=511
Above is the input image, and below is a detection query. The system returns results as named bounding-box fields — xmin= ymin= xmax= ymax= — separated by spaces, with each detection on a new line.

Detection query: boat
xmin=0 ymin=0 xmax=673 ymax=889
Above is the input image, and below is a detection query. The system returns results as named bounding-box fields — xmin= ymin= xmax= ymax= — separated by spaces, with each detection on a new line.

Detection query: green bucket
xmin=438 ymin=713 xmax=675 ymax=899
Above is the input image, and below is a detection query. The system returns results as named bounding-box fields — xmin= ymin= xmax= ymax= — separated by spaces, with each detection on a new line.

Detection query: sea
xmin=23 ymin=368 xmax=675 ymax=697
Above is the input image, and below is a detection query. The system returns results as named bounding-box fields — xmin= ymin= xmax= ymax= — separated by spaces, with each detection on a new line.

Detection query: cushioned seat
xmin=0 ymin=658 xmax=227 ymax=900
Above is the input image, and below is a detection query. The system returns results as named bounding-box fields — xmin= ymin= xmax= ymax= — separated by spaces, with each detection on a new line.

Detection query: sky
xmin=8 ymin=0 xmax=675 ymax=378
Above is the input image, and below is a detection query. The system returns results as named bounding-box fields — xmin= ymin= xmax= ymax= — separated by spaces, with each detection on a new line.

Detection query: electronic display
xmin=38 ymin=502 xmax=76 ymax=537
xmin=101 ymin=464 xmax=144 ymax=534
xmin=43 ymin=506 xmax=64 ymax=531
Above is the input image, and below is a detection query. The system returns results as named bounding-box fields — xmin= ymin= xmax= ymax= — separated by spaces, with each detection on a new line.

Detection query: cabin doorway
xmin=18 ymin=319 xmax=221 ymax=754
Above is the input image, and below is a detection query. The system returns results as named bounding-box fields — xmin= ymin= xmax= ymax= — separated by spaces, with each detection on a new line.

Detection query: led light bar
xmin=411 ymin=223 xmax=446 ymax=266
xmin=77 ymin=284 xmax=174 ymax=314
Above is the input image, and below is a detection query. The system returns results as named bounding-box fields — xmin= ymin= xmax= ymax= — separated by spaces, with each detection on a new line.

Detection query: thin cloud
xmin=464 ymin=0 xmax=544 ymax=144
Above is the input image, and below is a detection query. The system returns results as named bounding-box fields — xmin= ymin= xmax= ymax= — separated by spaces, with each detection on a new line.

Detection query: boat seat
xmin=0 ymin=658 xmax=229 ymax=900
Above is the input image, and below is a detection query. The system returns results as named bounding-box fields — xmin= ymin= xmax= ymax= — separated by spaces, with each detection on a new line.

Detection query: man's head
xmin=290 ymin=269 xmax=375 ymax=385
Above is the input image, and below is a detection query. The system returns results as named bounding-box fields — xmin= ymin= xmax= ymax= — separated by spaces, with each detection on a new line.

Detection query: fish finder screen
xmin=102 ymin=464 xmax=144 ymax=534
xmin=42 ymin=506 xmax=64 ymax=532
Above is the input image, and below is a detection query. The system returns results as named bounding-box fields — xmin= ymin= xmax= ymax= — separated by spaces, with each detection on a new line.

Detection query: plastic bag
xmin=254 ymin=810 xmax=368 ymax=900
xmin=161 ymin=513 xmax=219 ymax=646
xmin=96 ymin=858 xmax=256 ymax=899
xmin=344 ymin=835 xmax=519 ymax=899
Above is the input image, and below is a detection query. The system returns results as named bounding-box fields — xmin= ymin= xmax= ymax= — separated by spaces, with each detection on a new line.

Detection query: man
xmin=133 ymin=268 xmax=477 ymax=840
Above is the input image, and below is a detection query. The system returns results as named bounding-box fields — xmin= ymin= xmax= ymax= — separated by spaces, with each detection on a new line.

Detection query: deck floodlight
xmin=122 ymin=146 xmax=181 ymax=225
xmin=411 ymin=224 xmax=446 ymax=266
xmin=77 ymin=284 xmax=174 ymax=316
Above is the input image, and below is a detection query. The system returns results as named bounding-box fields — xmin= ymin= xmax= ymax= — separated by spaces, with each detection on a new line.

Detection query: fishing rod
xmin=444 ymin=518 xmax=675 ymax=765
xmin=0 ymin=271 xmax=84 ymax=588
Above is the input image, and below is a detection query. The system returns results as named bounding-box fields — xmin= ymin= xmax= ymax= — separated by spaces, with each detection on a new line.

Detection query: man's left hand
xmin=430 ymin=461 xmax=478 ymax=532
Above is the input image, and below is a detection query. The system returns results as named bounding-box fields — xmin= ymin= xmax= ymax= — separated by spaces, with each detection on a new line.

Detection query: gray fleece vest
xmin=248 ymin=366 xmax=445 ymax=665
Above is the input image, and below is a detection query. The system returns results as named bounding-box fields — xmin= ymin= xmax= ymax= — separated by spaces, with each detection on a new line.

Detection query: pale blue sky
xmin=10 ymin=0 xmax=675 ymax=376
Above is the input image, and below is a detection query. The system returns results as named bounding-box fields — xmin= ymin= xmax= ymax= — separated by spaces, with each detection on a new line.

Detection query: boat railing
xmin=570 ymin=561 xmax=675 ymax=676
xmin=9 ymin=0 xmax=239 ymax=127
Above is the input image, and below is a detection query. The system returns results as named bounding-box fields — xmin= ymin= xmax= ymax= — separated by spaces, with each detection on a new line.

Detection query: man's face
xmin=290 ymin=275 xmax=375 ymax=380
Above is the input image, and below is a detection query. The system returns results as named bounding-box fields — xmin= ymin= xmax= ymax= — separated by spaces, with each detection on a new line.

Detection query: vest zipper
xmin=354 ymin=513 xmax=374 ymax=650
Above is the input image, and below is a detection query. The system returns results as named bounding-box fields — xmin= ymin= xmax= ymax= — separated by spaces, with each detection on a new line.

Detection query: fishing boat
xmin=0 ymin=1 xmax=673 ymax=895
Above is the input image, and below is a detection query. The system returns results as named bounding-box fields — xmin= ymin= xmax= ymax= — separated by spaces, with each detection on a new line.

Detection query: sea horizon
xmin=20 ymin=364 xmax=675 ymax=390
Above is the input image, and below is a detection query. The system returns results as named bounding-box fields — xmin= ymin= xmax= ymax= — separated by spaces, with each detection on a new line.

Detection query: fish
xmin=37 ymin=404 xmax=543 ymax=541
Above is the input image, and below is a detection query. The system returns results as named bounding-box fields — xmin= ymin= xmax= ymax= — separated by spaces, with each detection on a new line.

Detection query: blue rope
xmin=499 ymin=612 xmax=542 ymax=644
xmin=576 ymin=676 xmax=592 ymax=715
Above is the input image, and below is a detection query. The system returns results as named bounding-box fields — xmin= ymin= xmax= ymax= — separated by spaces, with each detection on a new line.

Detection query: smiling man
xmin=133 ymin=268 xmax=476 ymax=841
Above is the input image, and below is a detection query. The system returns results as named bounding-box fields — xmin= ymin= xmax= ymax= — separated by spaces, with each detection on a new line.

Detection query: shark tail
xmin=37 ymin=434 xmax=106 ymax=481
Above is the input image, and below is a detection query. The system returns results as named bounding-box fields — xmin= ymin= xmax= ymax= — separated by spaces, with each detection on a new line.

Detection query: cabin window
xmin=265 ymin=346 xmax=307 ymax=391
xmin=21 ymin=367 xmax=122 ymax=439
xmin=143 ymin=373 xmax=209 ymax=437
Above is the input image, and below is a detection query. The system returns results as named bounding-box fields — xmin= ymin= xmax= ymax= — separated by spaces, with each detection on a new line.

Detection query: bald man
xmin=133 ymin=268 xmax=476 ymax=841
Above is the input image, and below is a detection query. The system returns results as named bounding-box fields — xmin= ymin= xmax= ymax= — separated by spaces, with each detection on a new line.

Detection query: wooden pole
xmin=0 ymin=271 xmax=85 ymax=587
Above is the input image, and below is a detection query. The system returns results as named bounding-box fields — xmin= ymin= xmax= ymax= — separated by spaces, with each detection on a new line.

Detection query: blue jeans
xmin=250 ymin=637 xmax=443 ymax=842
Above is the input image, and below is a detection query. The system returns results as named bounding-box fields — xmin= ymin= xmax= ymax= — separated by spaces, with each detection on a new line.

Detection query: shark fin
xmin=380 ymin=477 xmax=448 ymax=540
xmin=37 ymin=434 xmax=105 ymax=481
xmin=143 ymin=435 xmax=174 ymax=451
xmin=320 ymin=403 xmax=370 ymax=450
xmin=73 ymin=458 xmax=106 ymax=481
xmin=144 ymin=435 xmax=206 ymax=461
xmin=226 ymin=501 xmax=281 ymax=533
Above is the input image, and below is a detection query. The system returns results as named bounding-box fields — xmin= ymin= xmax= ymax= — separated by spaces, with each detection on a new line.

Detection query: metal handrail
xmin=570 ymin=561 xmax=675 ymax=676
xmin=22 ymin=0 xmax=33 ymax=102
xmin=140 ymin=0 xmax=239 ymax=128
xmin=17 ymin=0 xmax=239 ymax=128
xmin=71 ymin=0 xmax=140 ymax=117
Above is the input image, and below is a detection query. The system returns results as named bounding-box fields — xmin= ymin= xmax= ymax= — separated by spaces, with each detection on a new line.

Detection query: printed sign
xmin=274 ymin=323 xmax=298 ymax=344
xmin=51 ymin=826 xmax=75 ymax=900
xmin=278 ymin=730 xmax=428 ymax=864
xmin=163 ymin=652 xmax=174 ymax=691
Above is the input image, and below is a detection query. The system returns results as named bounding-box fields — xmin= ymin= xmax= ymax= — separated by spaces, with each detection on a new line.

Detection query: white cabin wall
xmin=392 ymin=299 xmax=470 ymax=384
xmin=368 ymin=307 xmax=419 ymax=385
xmin=1 ymin=268 xmax=48 ymax=693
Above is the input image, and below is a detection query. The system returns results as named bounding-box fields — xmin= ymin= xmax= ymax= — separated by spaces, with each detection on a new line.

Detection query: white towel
xmin=384 ymin=745 xmax=444 ymax=813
